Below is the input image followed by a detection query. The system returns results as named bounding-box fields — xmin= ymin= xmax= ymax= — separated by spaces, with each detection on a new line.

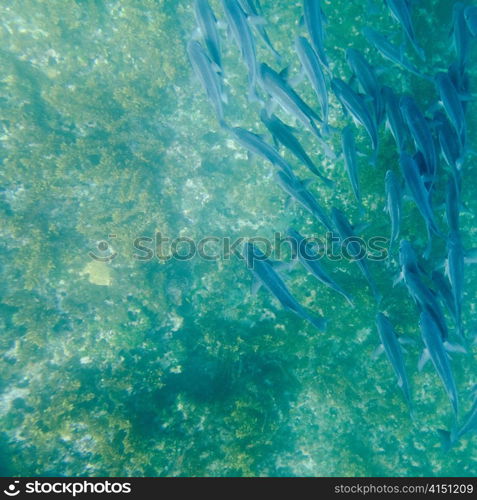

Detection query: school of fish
xmin=189 ymin=0 xmax=476 ymax=448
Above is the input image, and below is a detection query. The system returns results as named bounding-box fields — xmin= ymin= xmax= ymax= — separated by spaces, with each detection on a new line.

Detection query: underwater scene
xmin=0 ymin=0 xmax=476 ymax=477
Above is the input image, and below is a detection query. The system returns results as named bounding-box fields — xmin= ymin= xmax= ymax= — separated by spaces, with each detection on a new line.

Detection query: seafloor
xmin=0 ymin=0 xmax=475 ymax=477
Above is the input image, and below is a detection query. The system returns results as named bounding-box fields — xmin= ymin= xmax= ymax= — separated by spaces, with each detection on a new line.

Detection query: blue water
xmin=0 ymin=0 xmax=475 ymax=477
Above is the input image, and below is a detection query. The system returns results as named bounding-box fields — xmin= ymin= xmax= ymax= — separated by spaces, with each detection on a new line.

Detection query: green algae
xmin=0 ymin=0 xmax=476 ymax=477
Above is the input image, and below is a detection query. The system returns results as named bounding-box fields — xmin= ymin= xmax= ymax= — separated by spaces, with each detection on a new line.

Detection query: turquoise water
xmin=0 ymin=0 xmax=475 ymax=477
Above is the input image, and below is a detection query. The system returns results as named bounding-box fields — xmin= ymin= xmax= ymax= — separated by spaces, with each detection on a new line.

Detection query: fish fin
xmin=443 ymin=341 xmax=467 ymax=354
xmin=418 ymin=349 xmax=430 ymax=371
xmin=251 ymin=277 xmax=262 ymax=295
xmin=393 ymin=272 xmax=404 ymax=287
xmin=284 ymin=196 xmax=294 ymax=210
xmin=210 ymin=60 xmax=222 ymax=75
xmin=265 ymin=99 xmax=278 ymax=116
xmin=248 ymin=15 xmax=267 ymax=26
xmin=372 ymin=344 xmax=385 ymax=360
xmin=437 ymin=429 xmax=453 ymax=451
xmin=464 ymin=248 xmax=477 ymax=265
xmin=289 ymin=69 xmax=305 ymax=88
xmin=398 ymin=336 xmax=416 ymax=346
xmin=353 ymin=222 xmax=370 ymax=234
xmin=304 ymin=312 xmax=327 ymax=331
xmin=271 ymin=260 xmax=294 ymax=274
xmin=279 ymin=66 xmax=290 ymax=81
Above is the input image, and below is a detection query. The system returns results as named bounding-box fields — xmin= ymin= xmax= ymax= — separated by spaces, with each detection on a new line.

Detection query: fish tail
xmin=320 ymin=174 xmax=335 ymax=189
xmin=437 ymin=429 xmax=454 ymax=451
xmin=303 ymin=310 xmax=327 ymax=331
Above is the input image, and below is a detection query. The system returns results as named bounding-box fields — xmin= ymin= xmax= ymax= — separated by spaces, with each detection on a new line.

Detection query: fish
xmin=431 ymin=270 xmax=458 ymax=325
xmin=228 ymin=126 xmax=294 ymax=175
xmin=346 ymin=48 xmax=384 ymax=125
xmin=238 ymin=0 xmax=282 ymax=61
xmin=433 ymin=111 xmax=464 ymax=176
xmin=221 ymin=0 xmax=259 ymax=101
xmin=399 ymin=240 xmax=449 ymax=340
xmin=445 ymin=177 xmax=461 ymax=235
xmin=187 ymin=40 xmax=227 ymax=127
xmin=303 ymin=0 xmax=329 ymax=69
xmin=287 ymin=228 xmax=354 ymax=306
xmin=384 ymin=170 xmax=402 ymax=246
xmin=259 ymin=63 xmax=331 ymax=154
xmin=194 ymin=0 xmax=223 ymax=72
xmin=400 ymin=96 xmax=438 ymax=186
xmin=465 ymin=5 xmax=477 ymax=37
xmin=382 ymin=86 xmax=408 ymax=152
xmin=295 ymin=36 xmax=329 ymax=128
xmin=331 ymin=207 xmax=382 ymax=303
xmin=464 ymin=248 xmax=477 ymax=265
xmin=448 ymin=61 xmax=470 ymax=115
xmin=439 ymin=389 xmax=477 ymax=448
xmin=375 ymin=313 xmax=412 ymax=409
xmin=399 ymin=153 xmax=441 ymax=253
xmin=331 ymin=78 xmax=378 ymax=154
xmin=275 ymin=170 xmax=335 ymax=233
xmin=384 ymin=0 xmax=425 ymax=60
xmin=243 ymin=242 xmax=327 ymax=330
xmin=454 ymin=392 xmax=477 ymax=439
xmin=363 ymin=27 xmax=431 ymax=81
xmin=260 ymin=110 xmax=334 ymax=186
xmin=446 ymin=231 xmax=465 ymax=339
xmin=435 ymin=71 xmax=466 ymax=148
xmin=419 ymin=310 xmax=459 ymax=415
xmin=341 ymin=126 xmax=363 ymax=213
xmin=452 ymin=2 xmax=471 ymax=70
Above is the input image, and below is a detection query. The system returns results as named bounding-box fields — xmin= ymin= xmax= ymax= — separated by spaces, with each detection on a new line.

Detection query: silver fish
xmin=260 ymin=110 xmax=333 ymax=186
xmin=452 ymin=2 xmax=471 ymax=70
xmin=276 ymin=170 xmax=335 ymax=233
xmin=187 ymin=40 xmax=227 ymax=127
xmin=382 ymin=86 xmax=408 ymax=152
xmin=331 ymin=207 xmax=382 ymax=303
xmin=238 ymin=0 xmax=282 ymax=61
xmin=400 ymin=97 xmax=438 ymax=186
xmin=303 ymin=0 xmax=329 ymax=69
xmin=331 ymin=78 xmax=378 ymax=153
xmin=399 ymin=153 xmax=440 ymax=253
xmin=384 ymin=170 xmax=402 ymax=246
xmin=295 ymin=36 xmax=329 ymax=128
xmin=287 ymin=228 xmax=354 ymax=306
xmin=259 ymin=63 xmax=331 ymax=155
xmin=435 ymin=71 xmax=466 ymax=147
xmin=346 ymin=48 xmax=384 ymax=125
xmin=384 ymin=0 xmax=425 ymax=60
xmin=228 ymin=126 xmax=294 ymax=175
xmin=244 ymin=242 xmax=327 ymax=330
xmin=341 ymin=126 xmax=363 ymax=213
xmin=376 ymin=313 xmax=412 ymax=409
xmin=221 ymin=0 xmax=259 ymax=101
xmin=363 ymin=27 xmax=431 ymax=81
xmin=194 ymin=0 xmax=223 ymax=72
xmin=465 ymin=5 xmax=477 ymax=37
xmin=419 ymin=310 xmax=459 ymax=415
